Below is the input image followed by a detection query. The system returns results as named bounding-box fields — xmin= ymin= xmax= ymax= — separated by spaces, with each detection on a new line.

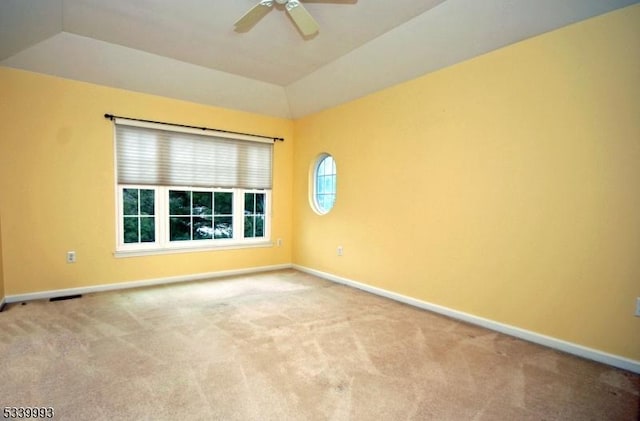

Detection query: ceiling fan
xmin=234 ymin=0 xmax=321 ymax=37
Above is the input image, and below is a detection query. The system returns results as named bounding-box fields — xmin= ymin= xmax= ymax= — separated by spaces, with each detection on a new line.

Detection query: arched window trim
xmin=310 ymin=153 xmax=337 ymax=215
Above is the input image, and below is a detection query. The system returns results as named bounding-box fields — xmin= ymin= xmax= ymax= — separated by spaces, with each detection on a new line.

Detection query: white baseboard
xmin=293 ymin=264 xmax=640 ymax=374
xmin=0 ymin=296 xmax=6 ymax=312
xmin=5 ymin=263 xmax=293 ymax=304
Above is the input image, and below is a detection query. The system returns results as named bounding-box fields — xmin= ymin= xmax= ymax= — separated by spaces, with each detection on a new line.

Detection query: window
xmin=168 ymin=190 xmax=233 ymax=241
xmin=114 ymin=120 xmax=273 ymax=254
xmin=311 ymin=153 xmax=336 ymax=214
xmin=123 ymin=188 xmax=156 ymax=244
xmin=244 ymin=192 xmax=266 ymax=238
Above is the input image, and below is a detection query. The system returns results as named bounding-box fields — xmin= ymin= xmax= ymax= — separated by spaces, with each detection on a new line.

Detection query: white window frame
xmin=116 ymin=186 xmax=271 ymax=256
xmin=117 ymin=185 xmax=161 ymax=252
xmin=310 ymin=153 xmax=337 ymax=215
xmin=112 ymin=116 xmax=274 ymax=257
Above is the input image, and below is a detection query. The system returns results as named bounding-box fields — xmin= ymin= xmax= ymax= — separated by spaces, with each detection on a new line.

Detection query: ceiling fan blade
xmin=234 ymin=1 xmax=274 ymax=29
xmin=285 ymin=1 xmax=319 ymax=36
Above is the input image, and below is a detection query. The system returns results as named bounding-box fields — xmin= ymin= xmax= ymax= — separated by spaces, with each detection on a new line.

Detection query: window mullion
xmin=265 ymin=191 xmax=271 ymax=239
xmin=234 ymin=189 xmax=242 ymax=241
xmin=119 ymin=186 xmax=124 ymax=246
xmin=190 ymin=190 xmax=194 ymax=241
xmin=253 ymin=193 xmax=257 ymax=238
xmin=135 ymin=189 xmax=141 ymax=243
xmin=160 ymin=187 xmax=168 ymax=247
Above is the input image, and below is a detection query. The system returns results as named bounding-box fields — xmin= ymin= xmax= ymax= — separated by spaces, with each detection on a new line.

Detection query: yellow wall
xmin=0 ymin=5 xmax=638 ymax=361
xmin=0 ymin=67 xmax=293 ymax=295
xmin=0 ymin=216 xmax=4 ymax=301
xmin=293 ymin=5 xmax=640 ymax=360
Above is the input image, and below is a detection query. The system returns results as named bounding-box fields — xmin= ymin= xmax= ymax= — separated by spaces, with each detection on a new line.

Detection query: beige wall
xmin=0 ymin=68 xmax=294 ymax=295
xmin=292 ymin=5 xmax=640 ymax=360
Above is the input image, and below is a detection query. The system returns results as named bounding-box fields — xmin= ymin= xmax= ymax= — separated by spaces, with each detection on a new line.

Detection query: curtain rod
xmin=104 ymin=114 xmax=284 ymax=142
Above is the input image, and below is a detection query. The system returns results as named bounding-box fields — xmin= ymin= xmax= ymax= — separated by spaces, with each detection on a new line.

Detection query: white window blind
xmin=116 ymin=123 xmax=273 ymax=189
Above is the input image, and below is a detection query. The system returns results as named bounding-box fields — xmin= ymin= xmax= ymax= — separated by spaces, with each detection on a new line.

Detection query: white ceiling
xmin=1 ymin=0 xmax=637 ymax=119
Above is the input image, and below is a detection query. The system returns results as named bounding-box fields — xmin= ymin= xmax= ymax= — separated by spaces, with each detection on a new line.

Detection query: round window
xmin=311 ymin=153 xmax=336 ymax=214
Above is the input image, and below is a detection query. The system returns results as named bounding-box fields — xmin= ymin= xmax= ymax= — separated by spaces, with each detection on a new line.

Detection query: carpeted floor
xmin=0 ymin=269 xmax=638 ymax=420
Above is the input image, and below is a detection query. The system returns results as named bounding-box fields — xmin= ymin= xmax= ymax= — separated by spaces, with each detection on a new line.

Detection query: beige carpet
xmin=0 ymin=269 xmax=638 ymax=420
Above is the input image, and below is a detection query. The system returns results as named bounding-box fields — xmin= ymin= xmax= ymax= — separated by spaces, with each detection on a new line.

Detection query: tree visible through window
xmin=244 ymin=192 xmax=266 ymax=238
xmin=168 ymin=190 xmax=234 ymax=241
xmin=123 ymin=188 xmax=155 ymax=243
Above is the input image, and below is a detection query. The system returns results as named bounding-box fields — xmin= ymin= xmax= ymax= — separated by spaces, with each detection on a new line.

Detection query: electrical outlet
xmin=635 ymin=297 xmax=640 ymax=317
xmin=337 ymin=246 xmax=343 ymax=256
xmin=66 ymin=251 xmax=76 ymax=263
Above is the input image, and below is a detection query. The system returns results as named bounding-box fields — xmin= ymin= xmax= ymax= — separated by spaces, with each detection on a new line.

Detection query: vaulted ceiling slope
xmin=1 ymin=0 xmax=638 ymax=119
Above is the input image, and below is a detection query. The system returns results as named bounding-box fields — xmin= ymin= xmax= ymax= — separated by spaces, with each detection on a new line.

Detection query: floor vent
xmin=49 ymin=294 xmax=82 ymax=302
